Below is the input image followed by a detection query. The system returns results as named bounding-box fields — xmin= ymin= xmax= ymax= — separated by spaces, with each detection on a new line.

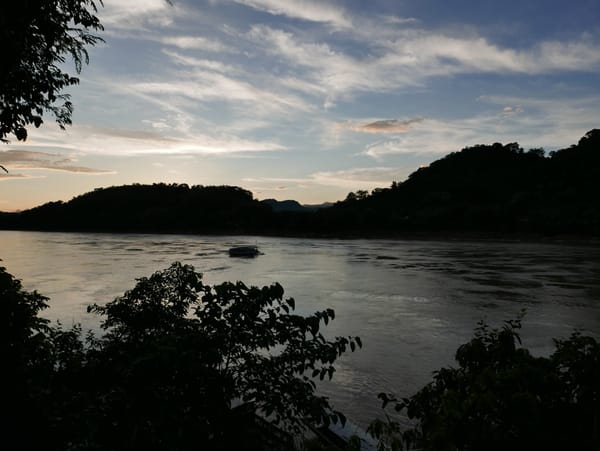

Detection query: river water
xmin=2 ymin=231 xmax=599 ymax=428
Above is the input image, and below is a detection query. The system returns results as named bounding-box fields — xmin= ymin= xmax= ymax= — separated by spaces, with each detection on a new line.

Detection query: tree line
xmin=2 ymin=130 xmax=599 ymax=237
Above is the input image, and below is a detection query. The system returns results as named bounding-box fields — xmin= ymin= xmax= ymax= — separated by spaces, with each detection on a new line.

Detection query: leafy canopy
xmin=0 ymin=0 xmax=104 ymax=142
xmin=3 ymin=262 xmax=360 ymax=450
xmin=88 ymin=262 xmax=361 ymax=433
xmin=370 ymin=314 xmax=600 ymax=451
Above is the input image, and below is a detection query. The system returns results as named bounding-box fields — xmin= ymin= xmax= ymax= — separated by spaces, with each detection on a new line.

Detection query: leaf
xmin=336 ymin=411 xmax=347 ymax=428
xmin=15 ymin=127 xmax=27 ymax=141
xmin=286 ymin=298 xmax=295 ymax=310
xmin=327 ymin=308 xmax=335 ymax=320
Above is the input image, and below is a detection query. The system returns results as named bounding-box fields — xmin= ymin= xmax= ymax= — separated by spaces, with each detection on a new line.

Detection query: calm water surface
xmin=2 ymin=231 xmax=599 ymax=428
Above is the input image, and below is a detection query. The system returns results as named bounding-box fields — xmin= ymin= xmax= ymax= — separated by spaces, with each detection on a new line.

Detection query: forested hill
xmin=0 ymin=185 xmax=271 ymax=233
xmin=312 ymin=129 xmax=600 ymax=236
xmin=1 ymin=129 xmax=599 ymax=236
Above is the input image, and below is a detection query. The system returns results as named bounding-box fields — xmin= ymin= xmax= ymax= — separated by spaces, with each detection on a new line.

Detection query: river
xmin=2 ymin=231 xmax=599 ymax=428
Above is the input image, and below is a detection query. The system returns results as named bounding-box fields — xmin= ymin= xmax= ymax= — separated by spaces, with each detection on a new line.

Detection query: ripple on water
xmin=2 ymin=232 xmax=600 ymax=429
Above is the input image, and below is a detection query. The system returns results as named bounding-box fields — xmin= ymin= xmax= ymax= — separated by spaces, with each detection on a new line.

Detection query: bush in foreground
xmin=2 ymin=263 xmax=360 ymax=450
xmin=370 ymin=314 xmax=600 ymax=451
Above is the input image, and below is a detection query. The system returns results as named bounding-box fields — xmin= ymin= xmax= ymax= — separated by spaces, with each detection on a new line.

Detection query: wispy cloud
xmin=100 ymin=0 xmax=177 ymax=31
xmin=343 ymin=118 xmax=424 ymax=134
xmin=310 ymin=167 xmax=410 ymax=189
xmin=162 ymin=50 xmax=238 ymax=73
xmin=160 ymin=35 xmax=233 ymax=52
xmin=363 ymin=95 xmax=600 ymax=158
xmin=244 ymin=166 xmax=410 ymax=191
xmin=0 ymin=150 xmax=113 ymax=174
xmin=247 ymin=25 xmax=600 ymax=107
xmin=233 ymin=0 xmax=351 ymax=28
xmin=128 ymin=71 xmax=313 ymax=116
xmin=381 ymin=15 xmax=419 ymax=25
xmin=0 ymin=173 xmax=40 ymax=182
xmin=378 ymin=33 xmax=600 ymax=74
xmin=19 ymin=124 xmax=286 ymax=157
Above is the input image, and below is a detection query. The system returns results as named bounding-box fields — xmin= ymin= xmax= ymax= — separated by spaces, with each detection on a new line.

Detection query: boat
xmin=228 ymin=245 xmax=261 ymax=257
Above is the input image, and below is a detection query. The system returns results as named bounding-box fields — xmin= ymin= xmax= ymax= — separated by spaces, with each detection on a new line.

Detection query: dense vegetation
xmin=0 ymin=0 xmax=104 ymax=142
xmin=2 ymin=263 xmax=359 ymax=450
xmin=1 ymin=129 xmax=599 ymax=236
xmin=318 ymin=129 xmax=600 ymax=236
xmin=369 ymin=315 xmax=600 ymax=451
xmin=0 ymin=184 xmax=271 ymax=233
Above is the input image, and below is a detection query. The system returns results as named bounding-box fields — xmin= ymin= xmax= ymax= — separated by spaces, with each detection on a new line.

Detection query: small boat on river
xmin=228 ymin=245 xmax=261 ymax=258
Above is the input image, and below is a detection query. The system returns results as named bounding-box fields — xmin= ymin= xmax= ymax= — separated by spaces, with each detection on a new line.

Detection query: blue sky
xmin=1 ymin=0 xmax=599 ymax=211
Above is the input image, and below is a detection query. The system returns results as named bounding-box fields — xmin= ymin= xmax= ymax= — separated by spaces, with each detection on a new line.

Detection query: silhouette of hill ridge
xmin=260 ymin=199 xmax=332 ymax=212
xmin=314 ymin=129 xmax=600 ymax=236
xmin=1 ymin=130 xmax=598 ymax=236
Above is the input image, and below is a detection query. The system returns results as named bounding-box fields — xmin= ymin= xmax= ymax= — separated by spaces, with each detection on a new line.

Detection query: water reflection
xmin=1 ymin=231 xmax=599 ymax=427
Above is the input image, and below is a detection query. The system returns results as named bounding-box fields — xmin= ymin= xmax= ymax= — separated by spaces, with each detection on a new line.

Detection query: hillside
xmin=0 ymin=184 xmax=272 ymax=233
xmin=312 ymin=129 xmax=600 ymax=236
xmin=1 ymin=130 xmax=598 ymax=236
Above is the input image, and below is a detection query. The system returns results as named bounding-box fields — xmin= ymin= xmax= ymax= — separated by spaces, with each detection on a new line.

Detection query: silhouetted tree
xmin=2 ymin=263 xmax=360 ymax=449
xmin=0 ymin=0 xmax=104 ymax=142
xmin=369 ymin=315 xmax=600 ymax=451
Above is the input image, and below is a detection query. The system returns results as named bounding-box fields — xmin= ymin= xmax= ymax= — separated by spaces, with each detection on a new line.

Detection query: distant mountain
xmin=260 ymin=199 xmax=333 ymax=212
xmin=1 ymin=130 xmax=598 ymax=237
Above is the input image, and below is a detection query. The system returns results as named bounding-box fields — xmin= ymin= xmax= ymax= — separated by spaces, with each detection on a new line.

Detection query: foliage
xmin=2 ymin=262 xmax=360 ymax=450
xmin=0 ymin=0 xmax=104 ymax=142
xmin=1 ymin=264 xmax=51 ymax=369
xmin=369 ymin=314 xmax=600 ymax=451
xmin=1 ymin=264 xmax=86 ymax=449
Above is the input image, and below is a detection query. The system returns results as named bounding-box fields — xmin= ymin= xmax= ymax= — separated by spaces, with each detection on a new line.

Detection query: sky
xmin=1 ymin=0 xmax=600 ymax=211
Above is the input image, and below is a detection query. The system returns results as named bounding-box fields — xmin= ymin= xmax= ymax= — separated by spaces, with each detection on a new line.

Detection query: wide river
xmin=2 ymin=231 xmax=599 ymax=428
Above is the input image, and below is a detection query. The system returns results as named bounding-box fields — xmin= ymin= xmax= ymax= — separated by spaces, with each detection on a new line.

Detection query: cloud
xmin=345 ymin=118 xmax=424 ymax=134
xmin=160 ymin=35 xmax=232 ymax=52
xmin=100 ymin=0 xmax=177 ymax=31
xmin=501 ymin=106 xmax=524 ymax=117
xmin=381 ymin=34 xmax=600 ymax=74
xmin=0 ymin=173 xmax=40 ymax=182
xmin=0 ymin=150 xmax=114 ymax=174
xmin=310 ymin=167 xmax=410 ymax=189
xmin=363 ymin=94 xmax=600 ymax=159
xmin=162 ymin=50 xmax=238 ymax=73
xmin=246 ymin=25 xmax=600 ymax=107
xmin=233 ymin=0 xmax=351 ymax=28
xmin=363 ymin=115 xmax=529 ymax=159
xmin=244 ymin=167 xmax=411 ymax=191
xmin=245 ymin=25 xmax=380 ymax=103
xmin=381 ymin=15 xmax=419 ymax=25
xmin=128 ymin=71 xmax=313 ymax=115
xmin=20 ymin=124 xmax=286 ymax=157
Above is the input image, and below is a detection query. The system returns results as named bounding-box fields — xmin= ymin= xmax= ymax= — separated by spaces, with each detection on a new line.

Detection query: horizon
xmin=3 ymin=181 xmax=338 ymax=213
xmin=2 ymin=0 xmax=600 ymax=211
